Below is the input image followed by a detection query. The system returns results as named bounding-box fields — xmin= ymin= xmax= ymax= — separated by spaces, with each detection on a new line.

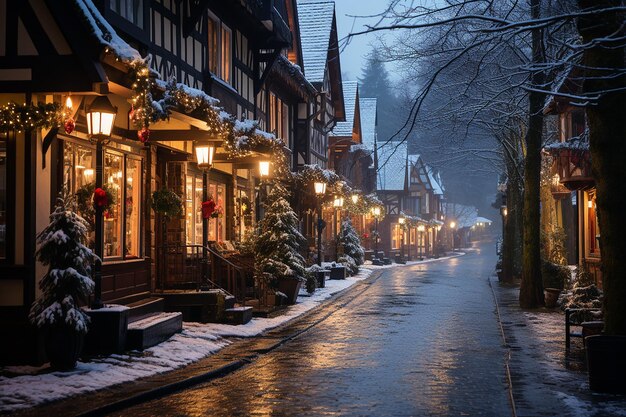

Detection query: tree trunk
xmin=519 ymin=0 xmax=545 ymax=308
xmin=502 ymin=163 xmax=522 ymax=282
xmin=578 ymin=0 xmax=626 ymax=335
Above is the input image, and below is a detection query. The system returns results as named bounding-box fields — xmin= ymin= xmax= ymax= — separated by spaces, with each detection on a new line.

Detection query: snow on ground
xmin=0 ymin=255 xmax=459 ymax=413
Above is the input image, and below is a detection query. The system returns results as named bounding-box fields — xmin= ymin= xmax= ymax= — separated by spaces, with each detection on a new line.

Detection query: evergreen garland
xmin=29 ymin=190 xmax=97 ymax=334
xmin=0 ymin=102 xmax=65 ymax=133
xmin=254 ymin=181 xmax=307 ymax=285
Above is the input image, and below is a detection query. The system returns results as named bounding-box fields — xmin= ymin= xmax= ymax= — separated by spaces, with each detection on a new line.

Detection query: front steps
xmin=126 ymin=312 xmax=183 ymax=350
xmin=157 ymin=289 xmax=235 ymax=323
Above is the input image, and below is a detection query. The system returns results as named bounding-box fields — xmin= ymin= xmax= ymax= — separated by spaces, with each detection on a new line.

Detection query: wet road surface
xmin=114 ymin=242 xmax=511 ymax=416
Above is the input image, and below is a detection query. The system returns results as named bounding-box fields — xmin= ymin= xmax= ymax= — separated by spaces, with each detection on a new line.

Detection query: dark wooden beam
xmin=147 ymin=129 xmax=224 ymax=142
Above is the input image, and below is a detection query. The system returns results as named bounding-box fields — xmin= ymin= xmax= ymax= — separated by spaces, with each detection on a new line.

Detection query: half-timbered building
xmin=0 ymin=0 xmax=316 ymax=364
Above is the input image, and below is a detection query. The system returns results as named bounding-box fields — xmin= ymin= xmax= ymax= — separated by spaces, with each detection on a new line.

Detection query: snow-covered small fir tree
xmin=29 ymin=190 xmax=97 ymax=334
xmin=255 ymin=181 xmax=306 ymax=284
xmin=337 ymin=217 xmax=365 ymax=275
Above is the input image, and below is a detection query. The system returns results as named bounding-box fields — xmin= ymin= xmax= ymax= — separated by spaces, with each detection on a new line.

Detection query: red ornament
xmin=64 ymin=117 xmax=75 ymax=134
xmin=138 ymin=127 xmax=150 ymax=143
xmin=93 ymin=187 xmax=108 ymax=208
xmin=201 ymin=200 xmax=216 ymax=219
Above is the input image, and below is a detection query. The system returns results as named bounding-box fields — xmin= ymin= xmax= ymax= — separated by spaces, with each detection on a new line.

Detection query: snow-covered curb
xmin=0 ymin=255 xmax=460 ymax=412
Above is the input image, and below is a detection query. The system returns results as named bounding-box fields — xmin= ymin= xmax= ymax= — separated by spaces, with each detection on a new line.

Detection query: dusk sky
xmin=334 ymin=0 xmax=394 ymax=82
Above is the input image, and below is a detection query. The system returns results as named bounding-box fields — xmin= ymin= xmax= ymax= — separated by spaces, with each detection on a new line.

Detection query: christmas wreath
xmin=151 ymin=188 xmax=183 ymax=219
xmin=76 ymin=182 xmax=116 ymax=225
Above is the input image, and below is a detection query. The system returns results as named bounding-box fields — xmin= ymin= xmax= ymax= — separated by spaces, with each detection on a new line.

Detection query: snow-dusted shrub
xmin=338 ymin=255 xmax=358 ymax=276
xmin=337 ymin=217 xmax=364 ymax=275
xmin=255 ymin=181 xmax=306 ymax=286
xmin=29 ymin=191 xmax=97 ymax=334
xmin=560 ymin=265 xmax=603 ymax=322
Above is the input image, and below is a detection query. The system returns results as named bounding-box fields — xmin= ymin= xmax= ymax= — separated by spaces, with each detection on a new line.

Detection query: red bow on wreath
xmin=201 ymin=200 xmax=216 ymax=219
xmin=93 ymin=187 xmax=108 ymax=208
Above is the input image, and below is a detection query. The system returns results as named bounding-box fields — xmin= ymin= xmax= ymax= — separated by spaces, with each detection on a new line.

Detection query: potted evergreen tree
xmin=255 ymin=181 xmax=306 ymax=305
xmin=29 ymin=191 xmax=97 ymax=370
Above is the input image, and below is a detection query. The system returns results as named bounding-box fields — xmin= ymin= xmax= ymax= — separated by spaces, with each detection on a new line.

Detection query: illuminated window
xmin=63 ymin=141 xmax=142 ymax=260
xmin=208 ymin=16 xmax=232 ymax=84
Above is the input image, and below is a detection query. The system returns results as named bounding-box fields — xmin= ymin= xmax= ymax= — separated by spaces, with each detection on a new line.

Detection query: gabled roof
xmin=331 ymin=81 xmax=359 ymax=137
xmin=359 ymin=97 xmax=377 ymax=151
xmin=297 ymin=0 xmax=335 ymax=84
xmin=426 ymin=165 xmax=444 ymax=195
xmin=377 ymin=141 xmax=407 ymax=191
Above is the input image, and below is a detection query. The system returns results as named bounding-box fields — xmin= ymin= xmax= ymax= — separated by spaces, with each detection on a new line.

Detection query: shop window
xmin=588 ymin=194 xmax=600 ymax=256
xmin=185 ymin=172 xmax=226 ymax=245
xmin=104 ymin=152 xmax=123 ymax=258
xmin=125 ymin=157 xmax=141 ymax=258
xmin=391 ymin=224 xmax=401 ymax=250
xmin=63 ymin=141 xmax=142 ymax=260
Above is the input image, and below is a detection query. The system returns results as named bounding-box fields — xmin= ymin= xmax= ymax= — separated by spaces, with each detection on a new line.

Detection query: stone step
xmin=126 ymin=312 xmax=183 ymax=350
xmin=224 ymin=307 xmax=253 ymax=325
xmin=158 ymin=290 xmax=230 ymax=323
xmin=126 ymin=297 xmax=165 ymax=322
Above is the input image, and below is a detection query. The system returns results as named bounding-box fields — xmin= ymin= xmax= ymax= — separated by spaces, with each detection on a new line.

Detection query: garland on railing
xmin=0 ymin=102 xmax=65 ymax=133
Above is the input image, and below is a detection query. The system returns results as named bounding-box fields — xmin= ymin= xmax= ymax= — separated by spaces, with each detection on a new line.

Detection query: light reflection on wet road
xmin=114 ymin=242 xmax=511 ymax=416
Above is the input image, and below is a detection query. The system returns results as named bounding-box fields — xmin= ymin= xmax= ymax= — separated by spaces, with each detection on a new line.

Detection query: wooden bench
xmin=565 ymin=308 xmax=602 ymax=351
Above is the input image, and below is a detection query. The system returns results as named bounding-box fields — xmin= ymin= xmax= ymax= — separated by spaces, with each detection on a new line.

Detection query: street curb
xmin=75 ymin=359 xmax=252 ymax=417
xmin=488 ymin=275 xmax=518 ymax=417
xmin=75 ymin=269 xmax=386 ymax=417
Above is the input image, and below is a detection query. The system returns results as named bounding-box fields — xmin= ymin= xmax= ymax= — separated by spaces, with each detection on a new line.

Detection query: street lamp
xmin=417 ymin=224 xmax=426 ymax=259
xmin=314 ymin=181 xmax=326 ymax=266
xmin=195 ymin=141 xmax=215 ymax=286
xmin=372 ymin=206 xmax=381 ymax=258
xmin=450 ymin=221 xmax=457 ymax=251
xmin=259 ymin=161 xmax=270 ymax=178
xmin=398 ymin=216 xmax=406 ymax=262
xmin=86 ymin=95 xmax=117 ymax=309
xmin=351 ymin=193 xmax=359 ymax=205
xmin=333 ymin=196 xmax=344 ymax=260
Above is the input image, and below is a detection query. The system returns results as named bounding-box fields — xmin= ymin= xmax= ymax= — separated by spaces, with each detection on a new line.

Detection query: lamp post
xmin=372 ymin=206 xmax=381 ymax=258
xmin=194 ymin=141 xmax=215 ymax=287
xmin=333 ymin=196 xmax=344 ymax=260
xmin=86 ymin=95 xmax=117 ymax=309
xmin=450 ymin=221 xmax=457 ymax=251
xmin=398 ymin=216 xmax=406 ymax=261
xmin=314 ymin=181 xmax=326 ymax=266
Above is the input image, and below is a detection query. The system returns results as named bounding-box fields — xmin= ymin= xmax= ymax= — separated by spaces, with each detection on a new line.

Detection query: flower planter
xmin=45 ymin=326 xmax=85 ymax=370
xmin=586 ymin=335 xmax=626 ymax=394
xmin=277 ymin=278 xmax=303 ymax=305
xmin=544 ymin=288 xmax=561 ymax=308
xmin=84 ymin=305 xmax=130 ymax=355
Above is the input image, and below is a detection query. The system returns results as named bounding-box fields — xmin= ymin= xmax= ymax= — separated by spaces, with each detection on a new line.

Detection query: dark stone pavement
xmin=109 ymin=243 xmax=512 ymax=417
xmin=14 ymin=240 xmax=626 ymax=417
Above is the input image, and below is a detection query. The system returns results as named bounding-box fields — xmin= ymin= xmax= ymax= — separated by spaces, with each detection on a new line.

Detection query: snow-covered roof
xmin=377 ymin=141 xmax=407 ymax=191
xmin=359 ymin=97 xmax=377 ymax=150
xmin=73 ymin=0 xmax=143 ymax=63
xmin=297 ymin=0 xmax=335 ymax=84
xmin=426 ymin=165 xmax=444 ymax=195
xmin=475 ymin=216 xmax=493 ymax=225
xmin=331 ymin=81 xmax=358 ymax=137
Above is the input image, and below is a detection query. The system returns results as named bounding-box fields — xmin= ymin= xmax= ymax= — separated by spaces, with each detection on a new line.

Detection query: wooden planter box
xmin=330 ymin=266 xmax=346 ymax=280
xmin=277 ymin=278 xmax=303 ymax=305
xmin=84 ymin=305 xmax=130 ymax=355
